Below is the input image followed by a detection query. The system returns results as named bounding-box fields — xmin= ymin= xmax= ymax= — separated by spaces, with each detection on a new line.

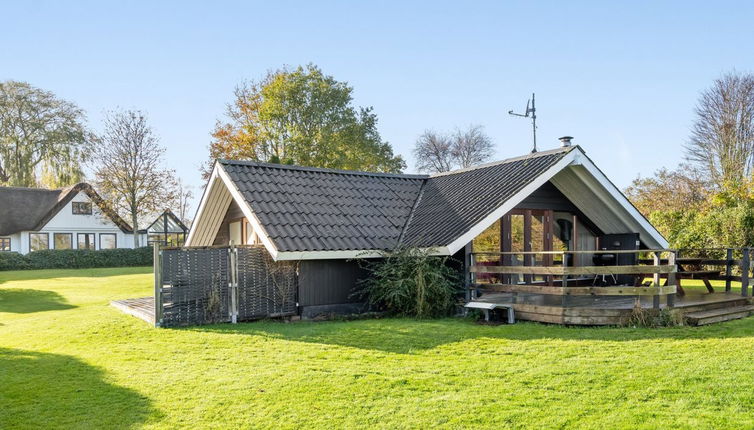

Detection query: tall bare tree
xmin=413 ymin=130 xmax=453 ymax=173
xmin=92 ymin=110 xmax=177 ymax=247
xmin=686 ymin=71 xmax=754 ymax=189
xmin=413 ymin=125 xmax=494 ymax=173
xmin=0 ymin=80 xmax=91 ymax=187
xmin=176 ymin=179 xmax=194 ymax=226
xmin=452 ymin=125 xmax=494 ymax=169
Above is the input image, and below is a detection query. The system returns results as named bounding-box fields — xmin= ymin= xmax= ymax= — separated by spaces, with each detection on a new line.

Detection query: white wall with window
xmin=12 ymin=191 xmax=136 ymax=254
xmin=0 ymin=233 xmax=22 ymax=253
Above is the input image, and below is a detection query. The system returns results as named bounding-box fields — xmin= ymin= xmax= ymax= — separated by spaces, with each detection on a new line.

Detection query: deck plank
xmin=111 ymin=297 xmax=156 ymax=325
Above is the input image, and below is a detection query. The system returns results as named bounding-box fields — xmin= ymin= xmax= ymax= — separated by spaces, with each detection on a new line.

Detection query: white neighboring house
xmin=0 ymin=183 xmax=136 ymax=254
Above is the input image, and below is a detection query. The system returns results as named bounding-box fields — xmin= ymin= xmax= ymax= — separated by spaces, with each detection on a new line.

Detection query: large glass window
xmin=54 ymin=233 xmax=73 ymax=250
xmin=72 ymin=202 xmax=92 ymax=215
xmin=77 ymin=233 xmax=96 ymax=250
xmin=100 ymin=234 xmax=117 ymax=249
xmin=472 ymin=220 xmax=500 ymax=254
xmin=0 ymin=237 xmax=10 ymax=251
xmin=30 ymin=233 xmax=49 ymax=251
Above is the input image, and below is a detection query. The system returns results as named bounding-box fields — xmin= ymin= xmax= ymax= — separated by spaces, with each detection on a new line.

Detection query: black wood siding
xmin=515 ymin=181 xmax=577 ymax=211
xmin=212 ymin=200 xmax=245 ymax=246
xmin=298 ymin=260 xmax=368 ymax=306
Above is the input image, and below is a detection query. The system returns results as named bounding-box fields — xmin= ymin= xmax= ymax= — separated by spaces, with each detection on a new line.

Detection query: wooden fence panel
xmin=158 ymin=246 xmax=297 ymax=327
xmin=236 ymin=246 xmax=297 ymax=320
xmin=161 ymin=247 xmax=231 ymax=327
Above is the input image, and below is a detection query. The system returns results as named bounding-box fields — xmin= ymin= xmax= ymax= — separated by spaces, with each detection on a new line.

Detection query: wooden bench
xmin=464 ymin=302 xmax=515 ymax=324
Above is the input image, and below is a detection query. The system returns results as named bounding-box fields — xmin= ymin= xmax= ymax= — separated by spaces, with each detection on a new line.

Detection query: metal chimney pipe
xmin=559 ymin=136 xmax=573 ymax=147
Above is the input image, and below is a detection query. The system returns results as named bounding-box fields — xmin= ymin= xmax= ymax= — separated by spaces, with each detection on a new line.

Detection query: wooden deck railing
xmin=468 ymin=248 xmax=754 ymax=308
xmin=636 ymin=248 xmax=752 ymax=296
xmin=468 ymin=249 xmax=678 ymax=308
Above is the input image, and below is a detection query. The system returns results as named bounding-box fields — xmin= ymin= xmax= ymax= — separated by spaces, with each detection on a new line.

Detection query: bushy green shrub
xmin=621 ymin=301 xmax=685 ymax=327
xmin=0 ymin=252 xmax=32 ymax=271
xmin=356 ymin=248 xmax=461 ymax=318
xmin=0 ymin=247 xmax=153 ymax=271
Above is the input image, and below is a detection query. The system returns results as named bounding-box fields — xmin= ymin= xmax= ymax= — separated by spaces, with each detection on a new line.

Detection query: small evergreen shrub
xmin=0 ymin=252 xmax=32 ymax=271
xmin=0 ymin=247 xmax=153 ymax=271
xmin=356 ymin=248 xmax=461 ymax=318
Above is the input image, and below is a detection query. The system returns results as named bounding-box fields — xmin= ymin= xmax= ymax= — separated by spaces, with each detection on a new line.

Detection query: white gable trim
xmin=186 ymin=164 xmax=280 ymax=258
xmin=189 ymin=146 xmax=667 ymax=261
xmin=214 ymin=164 xmax=280 ymax=259
xmin=274 ymin=247 xmax=449 ymax=261
xmin=444 ymin=147 xmax=668 ymax=255
xmin=444 ymin=150 xmax=581 ymax=256
xmin=185 ymin=165 xmax=223 ymax=246
xmin=571 ymin=153 xmax=668 ymax=248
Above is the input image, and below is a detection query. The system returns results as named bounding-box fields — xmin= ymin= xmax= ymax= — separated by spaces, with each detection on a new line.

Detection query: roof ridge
xmin=396 ymin=179 xmax=427 ymax=247
xmin=219 ymin=159 xmax=428 ymax=179
xmin=0 ymin=185 xmax=65 ymax=192
xmin=429 ymin=146 xmax=577 ymax=178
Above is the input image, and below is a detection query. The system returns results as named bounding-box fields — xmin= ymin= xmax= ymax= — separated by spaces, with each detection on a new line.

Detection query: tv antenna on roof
xmin=508 ymin=93 xmax=537 ymax=153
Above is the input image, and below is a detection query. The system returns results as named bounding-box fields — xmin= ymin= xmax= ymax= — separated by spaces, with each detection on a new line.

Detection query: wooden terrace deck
xmin=111 ymin=297 xmax=155 ymax=325
xmin=474 ymin=291 xmax=751 ymax=325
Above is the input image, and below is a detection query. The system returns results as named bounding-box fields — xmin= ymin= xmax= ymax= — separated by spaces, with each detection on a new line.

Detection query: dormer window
xmin=72 ymin=202 xmax=92 ymax=215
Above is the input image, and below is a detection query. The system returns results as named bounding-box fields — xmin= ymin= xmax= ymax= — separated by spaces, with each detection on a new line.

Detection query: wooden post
xmin=464 ymin=242 xmax=473 ymax=302
xmin=725 ymin=248 xmax=733 ymax=292
xmin=153 ymin=243 xmax=163 ymax=326
xmin=501 ymin=214 xmax=512 ymax=285
xmin=561 ymin=251 xmax=569 ymax=307
xmin=652 ymin=251 xmax=660 ymax=309
xmin=571 ymin=214 xmax=579 ymax=267
xmin=470 ymin=252 xmax=478 ymax=300
xmin=544 ymin=210 xmax=554 ymax=286
xmin=523 ymin=211 xmax=532 ymax=284
xmin=651 ymin=252 xmax=660 ymax=286
xmin=742 ymin=248 xmax=750 ymax=297
xmin=667 ymin=251 xmax=676 ymax=308
xmin=229 ymin=242 xmax=239 ymax=323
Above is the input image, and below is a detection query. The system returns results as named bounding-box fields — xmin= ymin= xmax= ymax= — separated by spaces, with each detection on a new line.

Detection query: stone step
xmin=685 ymin=305 xmax=754 ymax=326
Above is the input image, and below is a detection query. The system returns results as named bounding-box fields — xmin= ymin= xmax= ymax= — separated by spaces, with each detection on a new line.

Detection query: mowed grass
xmin=2 ymin=268 xmax=754 ymax=429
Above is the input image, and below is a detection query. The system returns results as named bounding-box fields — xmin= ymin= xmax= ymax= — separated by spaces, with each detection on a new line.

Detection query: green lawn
xmin=2 ymin=268 xmax=754 ymax=429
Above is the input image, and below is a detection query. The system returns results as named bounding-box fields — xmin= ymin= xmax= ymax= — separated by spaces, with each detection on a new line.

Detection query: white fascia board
xmin=185 ymin=166 xmax=218 ymax=246
xmin=445 ymin=150 xmax=581 ymax=256
xmin=574 ymin=154 xmax=669 ymax=248
xmin=215 ymin=164 xmax=280 ymax=260
xmin=275 ymin=246 xmax=451 ymax=261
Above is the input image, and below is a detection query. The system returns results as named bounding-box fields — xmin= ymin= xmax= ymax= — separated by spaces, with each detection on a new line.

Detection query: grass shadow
xmin=0 ymin=289 xmax=76 ymax=313
xmin=0 ymin=266 xmax=153 ymax=285
xmin=189 ymin=315 xmax=754 ymax=354
xmin=0 ymin=348 xmax=156 ymax=429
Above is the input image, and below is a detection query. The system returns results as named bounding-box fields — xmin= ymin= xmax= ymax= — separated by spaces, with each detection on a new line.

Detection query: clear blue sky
xmin=3 ymin=1 xmax=754 ymax=211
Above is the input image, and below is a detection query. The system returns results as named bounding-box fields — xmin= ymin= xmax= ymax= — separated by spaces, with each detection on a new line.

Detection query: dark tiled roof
xmin=0 ymin=187 xmax=65 ymax=236
xmin=0 ymin=183 xmax=133 ymax=236
xmin=219 ymin=147 xmax=574 ymax=253
xmin=220 ymin=161 xmax=426 ymax=251
xmin=402 ymin=147 xmax=573 ymax=247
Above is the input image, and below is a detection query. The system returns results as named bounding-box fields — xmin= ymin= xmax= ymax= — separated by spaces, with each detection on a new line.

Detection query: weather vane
xmin=508 ymin=93 xmax=537 ymax=153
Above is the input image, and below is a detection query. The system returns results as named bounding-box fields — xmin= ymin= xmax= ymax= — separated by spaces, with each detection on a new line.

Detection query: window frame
xmin=30 ymin=233 xmax=50 ymax=252
xmin=99 ymin=233 xmax=117 ymax=250
xmin=72 ymin=201 xmax=93 ymax=215
xmin=77 ymin=233 xmax=96 ymax=250
xmin=0 ymin=237 xmax=10 ymax=252
xmin=53 ymin=233 xmax=73 ymax=250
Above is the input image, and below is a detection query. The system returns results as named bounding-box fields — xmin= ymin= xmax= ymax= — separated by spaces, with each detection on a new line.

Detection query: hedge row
xmin=0 ymin=247 xmax=153 ymax=271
